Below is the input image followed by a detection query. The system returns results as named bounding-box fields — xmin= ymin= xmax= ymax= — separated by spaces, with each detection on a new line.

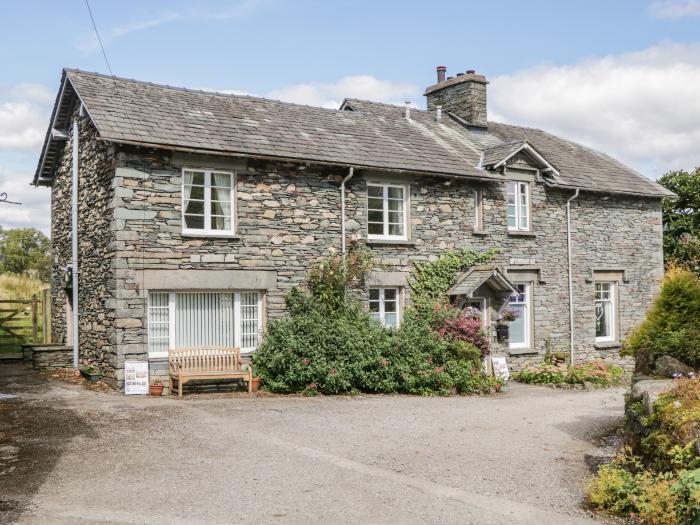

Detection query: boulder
xmin=654 ymin=355 xmax=694 ymax=378
xmin=630 ymin=379 xmax=673 ymax=402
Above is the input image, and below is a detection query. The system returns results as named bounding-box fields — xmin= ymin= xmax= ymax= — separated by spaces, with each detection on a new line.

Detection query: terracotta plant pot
xmin=251 ymin=377 xmax=261 ymax=392
xmin=149 ymin=384 xmax=164 ymax=396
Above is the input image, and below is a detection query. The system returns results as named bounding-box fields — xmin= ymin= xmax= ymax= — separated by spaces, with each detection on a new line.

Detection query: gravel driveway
xmin=0 ymin=364 xmax=624 ymax=525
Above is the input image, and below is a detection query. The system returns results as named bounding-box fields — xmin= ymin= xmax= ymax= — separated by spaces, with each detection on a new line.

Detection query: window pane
xmin=369 ymin=301 xmax=380 ymax=313
xmin=384 ymin=289 xmax=396 ymax=301
xmin=367 ymin=197 xmax=383 ymax=211
xmin=187 ymin=185 xmax=205 ymax=200
xmin=185 ymin=171 xmax=205 ymax=186
xmin=388 ymin=199 xmax=403 ymax=212
xmin=368 ymin=210 xmax=383 ymax=223
xmin=369 ymin=288 xmax=380 ymax=301
xmin=388 ymin=211 xmax=403 ymax=224
xmin=388 ymin=223 xmax=404 ymax=236
xmin=507 ymin=210 xmax=517 ymax=228
xmin=384 ymin=312 xmax=398 ymax=327
xmin=211 ymin=216 xmax=231 ymax=231
xmin=185 ymin=199 xmax=204 ymax=215
xmin=387 ymin=186 xmax=403 ymax=200
xmin=174 ymin=292 xmax=235 ymax=348
xmin=595 ymin=302 xmax=608 ymax=338
xmin=367 ymin=185 xmax=383 ymax=198
xmin=240 ymin=292 xmax=260 ymax=350
xmin=211 ymin=187 xmax=231 ymax=202
xmin=148 ymin=293 xmax=170 ymax=355
xmin=368 ymin=222 xmax=384 ymax=235
xmin=211 ymin=173 xmax=232 ymax=188
xmin=509 ymin=307 xmax=526 ymax=344
xmin=184 ymin=214 xmax=204 ymax=230
xmin=370 ymin=312 xmax=381 ymax=323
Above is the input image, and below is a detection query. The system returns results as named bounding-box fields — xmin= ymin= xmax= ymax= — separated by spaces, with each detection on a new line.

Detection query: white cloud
xmin=648 ymin=0 xmax=700 ymax=18
xmin=0 ymin=167 xmax=50 ymax=233
xmin=489 ymin=42 xmax=700 ymax=177
xmin=267 ymin=75 xmax=418 ymax=109
xmin=0 ymin=102 xmax=48 ymax=151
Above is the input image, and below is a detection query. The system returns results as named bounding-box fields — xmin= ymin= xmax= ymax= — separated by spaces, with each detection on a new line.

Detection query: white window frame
xmin=506 ymin=181 xmax=530 ymax=231
xmin=508 ymin=282 xmax=532 ymax=350
xmin=367 ymin=183 xmax=409 ymax=241
xmin=181 ymin=168 xmax=236 ymax=236
xmin=369 ymin=287 xmax=401 ymax=327
xmin=147 ymin=290 xmax=263 ymax=358
xmin=474 ymin=189 xmax=484 ymax=230
xmin=595 ymin=282 xmax=616 ymax=342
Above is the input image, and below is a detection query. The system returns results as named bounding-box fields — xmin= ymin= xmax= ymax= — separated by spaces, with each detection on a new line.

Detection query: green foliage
xmin=0 ymin=227 xmax=51 ymax=282
xmin=513 ymin=361 xmax=624 ymax=387
xmin=253 ymin=248 xmax=503 ymax=396
xmin=622 ymin=266 xmax=700 ymax=371
xmin=658 ymin=169 xmax=700 ymax=274
xmin=307 ymin=245 xmax=373 ymax=313
xmin=253 ymin=293 xmax=501 ymax=396
xmin=588 ymin=377 xmax=700 ymax=524
xmin=408 ymin=248 xmax=498 ymax=313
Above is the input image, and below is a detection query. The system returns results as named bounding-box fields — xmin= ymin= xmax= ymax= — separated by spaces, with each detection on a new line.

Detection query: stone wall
xmin=425 ymin=74 xmax=488 ymax=127
xmin=50 ymin=107 xmax=117 ymax=374
xmin=50 ymin=133 xmax=663 ymax=389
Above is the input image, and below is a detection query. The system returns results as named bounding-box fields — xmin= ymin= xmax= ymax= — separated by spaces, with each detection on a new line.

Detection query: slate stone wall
xmin=51 ymin=135 xmax=663 ymax=388
xmin=425 ymin=76 xmax=488 ymax=127
xmin=50 ymin=109 xmax=117 ymax=375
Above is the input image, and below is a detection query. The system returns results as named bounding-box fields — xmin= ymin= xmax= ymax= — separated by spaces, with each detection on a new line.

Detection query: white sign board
xmin=491 ymin=355 xmax=510 ymax=380
xmin=124 ymin=360 xmax=149 ymax=395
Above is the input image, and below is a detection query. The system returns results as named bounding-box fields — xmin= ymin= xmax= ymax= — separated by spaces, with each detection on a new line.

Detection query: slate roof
xmin=447 ymin=266 xmax=517 ymax=297
xmin=35 ymin=69 xmax=674 ymax=198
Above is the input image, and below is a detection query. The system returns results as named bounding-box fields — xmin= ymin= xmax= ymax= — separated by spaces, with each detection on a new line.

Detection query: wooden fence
xmin=0 ymin=289 xmax=51 ymax=353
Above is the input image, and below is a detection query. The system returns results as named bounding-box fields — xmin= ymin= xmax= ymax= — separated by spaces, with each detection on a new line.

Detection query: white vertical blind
xmin=147 ymin=291 xmax=261 ymax=356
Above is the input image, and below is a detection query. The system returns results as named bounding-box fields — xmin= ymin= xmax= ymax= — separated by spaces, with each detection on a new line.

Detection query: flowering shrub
xmin=432 ymin=304 xmax=490 ymax=358
xmin=513 ymin=361 xmax=624 ymax=387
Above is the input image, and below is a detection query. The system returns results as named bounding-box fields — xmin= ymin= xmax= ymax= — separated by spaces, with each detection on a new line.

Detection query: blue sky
xmin=2 ymin=0 xmax=700 ymax=232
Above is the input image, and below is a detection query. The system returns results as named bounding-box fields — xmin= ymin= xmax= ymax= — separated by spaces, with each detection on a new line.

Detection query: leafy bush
xmin=622 ymin=266 xmax=700 ymax=371
xmin=431 ymin=304 xmax=490 ymax=358
xmin=513 ymin=361 xmax=624 ymax=387
xmin=253 ymin=291 xmax=501 ymax=396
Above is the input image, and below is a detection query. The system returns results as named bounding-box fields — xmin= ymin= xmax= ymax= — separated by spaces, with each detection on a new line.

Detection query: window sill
xmin=508 ymin=347 xmax=537 ymax=356
xmin=366 ymin=239 xmax=416 ymax=246
xmin=472 ymin=229 xmax=489 ymax=237
xmin=181 ymin=232 xmax=241 ymax=240
xmin=507 ymin=230 xmax=537 ymax=238
xmin=594 ymin=341 xmax=621 ymax=349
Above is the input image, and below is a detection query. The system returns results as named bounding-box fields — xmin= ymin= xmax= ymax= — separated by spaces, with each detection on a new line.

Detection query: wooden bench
xmin=168 ymin=347 xmax=252 ymax=398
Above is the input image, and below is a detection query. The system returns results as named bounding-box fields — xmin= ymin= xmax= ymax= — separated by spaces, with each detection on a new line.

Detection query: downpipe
xmin=566 ymin=188 xmax=580 ymax=365
xmin=70 ymin=106 xmax=83 ymax=368
xmin=340 ymin=167 xmax=355 ymax=255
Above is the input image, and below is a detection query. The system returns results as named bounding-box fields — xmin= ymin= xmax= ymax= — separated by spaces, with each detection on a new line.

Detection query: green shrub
xmin=514 ymin=363 xmax=567 ymax=384
xmin=253 ymin=290 xmax=499 ymax=396
xmin=622 ymin=267 xmax=700 ymax=371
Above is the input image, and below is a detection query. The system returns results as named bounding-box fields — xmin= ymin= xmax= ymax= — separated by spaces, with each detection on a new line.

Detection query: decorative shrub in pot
xmin=79 ymin=364 xmax=102 ymax=382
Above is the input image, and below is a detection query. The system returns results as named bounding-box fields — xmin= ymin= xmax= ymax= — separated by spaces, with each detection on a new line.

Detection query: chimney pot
xmin=456 ymin=72 xmax=465 ymax=77
xmin=436 ymin=65 xmax=447 ymax=83
xmin=404 ymin=101 xmax=411 ymax=120
xmin=447 ymin=76 xmax=454 ymax=80
xmin=466 ymin=69 xmax=476 ymax=74
xmin=436 ymin=105 xmax=442 ymax=123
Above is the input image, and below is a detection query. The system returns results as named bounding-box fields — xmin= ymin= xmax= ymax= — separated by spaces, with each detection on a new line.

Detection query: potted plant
xmin=79 ymin=363 xmax=102 ymax=382
xmin=149 ymin=379 xmax=164 ymax=396
xmin=496 ymin=307 xmax=519 ymax=342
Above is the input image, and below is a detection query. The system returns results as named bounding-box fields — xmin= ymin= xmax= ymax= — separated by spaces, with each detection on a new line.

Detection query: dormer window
xmin=506 ymin=181 xmax=529 ymax=231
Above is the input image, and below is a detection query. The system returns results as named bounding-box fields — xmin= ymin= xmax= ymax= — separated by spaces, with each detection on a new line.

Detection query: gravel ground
xmin=0 ymin=364 xmax=625 ymax=525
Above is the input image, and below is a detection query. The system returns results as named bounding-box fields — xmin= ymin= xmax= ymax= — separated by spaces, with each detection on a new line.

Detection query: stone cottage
xmin=33 ymin=67 xmax=673 ymax=390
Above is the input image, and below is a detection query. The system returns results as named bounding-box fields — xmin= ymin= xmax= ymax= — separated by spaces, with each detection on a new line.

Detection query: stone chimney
xmin=424 ymin=66 xmax=488 ymax=128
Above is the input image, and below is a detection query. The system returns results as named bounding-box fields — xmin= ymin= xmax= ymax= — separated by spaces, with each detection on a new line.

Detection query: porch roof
xmin=448 ymin=266 xmax=517 ymax=297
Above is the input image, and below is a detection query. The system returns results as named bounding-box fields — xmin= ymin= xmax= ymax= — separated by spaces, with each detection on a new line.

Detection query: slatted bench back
xmin=169 ymin=347 xmax=243 ymax=374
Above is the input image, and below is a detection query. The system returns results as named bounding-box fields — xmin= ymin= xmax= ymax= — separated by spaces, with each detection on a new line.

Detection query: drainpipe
xmin=70 ymin=105 xmax=83 ymax=368
xmin=566 ymin=188 xmax=580 ymax=365
xmin=340 ymin=167 xmax=355 ymax=255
